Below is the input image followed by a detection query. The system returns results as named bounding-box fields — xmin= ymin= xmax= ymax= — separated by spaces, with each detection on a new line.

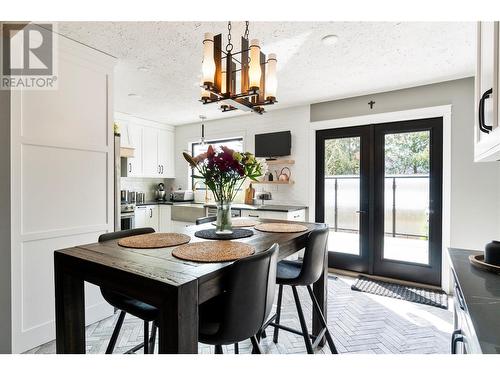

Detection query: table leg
xmin=158 ymin=280 xmax=199 ymax=354
xmin=312 ymin=248 xmax=328 ymax=347
xmin=54 ymin=254 xmax=85 ymax=354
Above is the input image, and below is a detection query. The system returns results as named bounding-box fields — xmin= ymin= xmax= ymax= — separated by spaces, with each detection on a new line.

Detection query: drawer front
xmin=241 ymin=210 xmax=287 ymax=220
xmin=287 ymin=210 xmax=306 ymax=222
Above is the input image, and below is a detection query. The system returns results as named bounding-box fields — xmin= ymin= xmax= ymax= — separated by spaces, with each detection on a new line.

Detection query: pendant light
xmin=199 ymin=21 xmax=277 ymax=114
xmin=199 ymin=115 xmax=207 ymax=146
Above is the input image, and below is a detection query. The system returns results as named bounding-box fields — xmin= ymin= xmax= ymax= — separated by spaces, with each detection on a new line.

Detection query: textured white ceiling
xmin=57 ymin=22 xmax=475 ymax=126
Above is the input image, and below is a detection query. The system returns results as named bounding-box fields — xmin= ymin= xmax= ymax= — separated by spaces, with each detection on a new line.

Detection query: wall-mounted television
xmin=255 ymin=131 xmax=291 ymax=159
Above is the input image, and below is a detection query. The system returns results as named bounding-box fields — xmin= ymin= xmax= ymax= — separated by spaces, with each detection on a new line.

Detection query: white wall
xmin=174 ymin=105 xmax=311 ymax=207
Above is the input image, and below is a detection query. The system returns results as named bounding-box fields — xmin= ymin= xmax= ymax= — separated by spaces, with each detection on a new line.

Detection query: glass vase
xmin=215 ymin=200 xmax=233 ymax=235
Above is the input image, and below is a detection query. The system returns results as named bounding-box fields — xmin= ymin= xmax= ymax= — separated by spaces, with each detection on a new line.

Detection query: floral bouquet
xmin=183 ymin=145 xmax=264 ymax=234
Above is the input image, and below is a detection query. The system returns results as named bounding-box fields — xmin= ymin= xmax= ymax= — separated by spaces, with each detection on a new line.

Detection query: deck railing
xmin=325 ymin=175 xmax=429 ymax=239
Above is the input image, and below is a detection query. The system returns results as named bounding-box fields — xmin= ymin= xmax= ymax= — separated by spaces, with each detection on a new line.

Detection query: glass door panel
xmin=382 ymin=131 xmax=430 ymax=265
xmin=324 ymin=137 xmax=361 ymax=256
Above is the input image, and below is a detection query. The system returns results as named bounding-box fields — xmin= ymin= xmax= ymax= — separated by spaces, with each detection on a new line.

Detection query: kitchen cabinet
xmin=158 ymin=128 xmax=175 ymax=178
xmin=142 ymin=126 xmax=160 ymax=177
xmin=126 ymin=122 xmax=174 ymax=178
xmin=134 ymin=206 xmax=147 ymax=229
xmin=240 ymin=208 xmax=306 ymax=222
xmin=127 ymin=124 xmax=143 ymax=176
xmin=474 ymin=22 xmax=500 ymax=162
xmin=144 ymin=205 xmax=159 ymax=231
xmin=159 ymin=205 xmax=172 ymax=232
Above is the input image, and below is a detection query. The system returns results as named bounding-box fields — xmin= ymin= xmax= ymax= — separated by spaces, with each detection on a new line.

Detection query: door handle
xmin=451 ymin=329 xmax=464 ymax=354
xmin=355 ymin=210 xmax=367 ymax=214
xmin=479 ymin=88 xmax=493 ymax=133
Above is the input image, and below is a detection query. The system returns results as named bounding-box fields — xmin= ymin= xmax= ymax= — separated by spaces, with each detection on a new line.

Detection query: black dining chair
xmin=98 ymin=227 xmax=159 ymax=354
xmin=196 ymin=216 xmax=216 ymax=225
xmin=198 ymin=243 xmax=279 ymax=354
xmin=262 ymin=226 xmax=338 ymax=354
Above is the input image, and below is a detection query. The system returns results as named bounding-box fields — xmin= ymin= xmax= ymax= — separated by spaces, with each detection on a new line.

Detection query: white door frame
xmin=308 ymin=105 xmax=452 ymax=291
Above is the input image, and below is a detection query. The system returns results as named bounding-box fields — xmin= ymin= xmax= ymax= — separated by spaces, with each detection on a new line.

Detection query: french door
xmin=315 ymin=118 xmax=443 ymax=286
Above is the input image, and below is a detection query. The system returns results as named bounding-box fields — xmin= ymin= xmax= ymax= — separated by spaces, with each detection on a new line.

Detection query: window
xmin=190 ymin=137 xmax=244 ymax=189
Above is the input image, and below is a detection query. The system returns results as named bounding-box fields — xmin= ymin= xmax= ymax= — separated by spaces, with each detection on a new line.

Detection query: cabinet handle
xmin=149 ymin=208 xmax=153 ymax=218
xmin=451 ymin=329 xmax=464 ymax=354
xmin=129 ymin=163 xmax=132 ymax=173
xmin=161 ymin=165 xmax=164 ymax=174
xmin=248 ymin=214 xmax=259 ymax=218
xmin=479 ymin=88 xmax=493 ymax=133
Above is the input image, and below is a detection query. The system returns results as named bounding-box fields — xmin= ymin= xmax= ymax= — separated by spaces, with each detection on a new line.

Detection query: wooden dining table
xmin=54 ymin=219 xmax=328 ymax=354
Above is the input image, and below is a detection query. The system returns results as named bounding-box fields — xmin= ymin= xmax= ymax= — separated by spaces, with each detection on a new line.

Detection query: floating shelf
xmin=253 ymin=180 xmax=294 ymax=185
xmin=264 ymin=159 xmax=295 ymax=165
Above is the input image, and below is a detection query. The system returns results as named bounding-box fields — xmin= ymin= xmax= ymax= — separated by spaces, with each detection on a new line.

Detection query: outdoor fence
xmin=324 ymin=175 xmax=429 ymax=239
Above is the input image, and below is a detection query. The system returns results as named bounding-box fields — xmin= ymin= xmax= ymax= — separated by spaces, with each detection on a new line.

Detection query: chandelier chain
xmin=244 ymin=21 xmax=249 ymax=40
xmin=226 ymin=21 xmax=233 ymax=52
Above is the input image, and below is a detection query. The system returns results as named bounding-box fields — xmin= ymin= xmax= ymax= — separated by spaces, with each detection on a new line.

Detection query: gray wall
xmin=311 ymin=77 xmax=500 ymax=251
xmin=0 ymin=42 xmax=12 ymax=352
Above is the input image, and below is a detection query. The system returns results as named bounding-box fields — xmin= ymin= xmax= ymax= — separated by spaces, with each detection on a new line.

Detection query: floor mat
xmin=351 ymin=276 xmax=448 ymax=309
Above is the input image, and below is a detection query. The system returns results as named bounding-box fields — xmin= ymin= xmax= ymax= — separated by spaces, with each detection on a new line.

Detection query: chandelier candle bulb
xmin=266 ymin=53 xmax=277 ymax=101
xmin=248 ymin=39 xmax=262 ymax=91
xmin=221 ymin=69 xmax=227 ymax=94
xmin=202 ymin=33 xmax=216 ymax=85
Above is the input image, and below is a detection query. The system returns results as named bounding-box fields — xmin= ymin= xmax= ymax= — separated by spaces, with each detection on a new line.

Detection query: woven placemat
xmin=118 ymin=233 xmax=191 ymax=249
xmin=195 ymin=228 xmax=254 ymax=240
xmin=211 ymin=219 xmax=260 ymax=228
xmin=254 ymin=223 xmax=308 ymax=233
xmin=172 ymin=241 xmax=255 ymax=263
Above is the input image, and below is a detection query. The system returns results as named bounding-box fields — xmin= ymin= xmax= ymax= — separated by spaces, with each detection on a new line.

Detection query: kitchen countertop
xmin=448 ymin=248 xmax=500 ymax=354
xmin=135 ymin=201 xmax=307 ymax=212
xmin=203 ymin=203 xmax=308 ymax=212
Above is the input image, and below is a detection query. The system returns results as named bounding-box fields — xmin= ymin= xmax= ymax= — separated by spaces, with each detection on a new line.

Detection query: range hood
xmin=120 ymin=146 xmax=135 ymax=158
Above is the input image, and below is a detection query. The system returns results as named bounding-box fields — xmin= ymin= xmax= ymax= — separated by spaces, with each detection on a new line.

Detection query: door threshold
xmin=328 ymin=267 xmax=444 ymax=292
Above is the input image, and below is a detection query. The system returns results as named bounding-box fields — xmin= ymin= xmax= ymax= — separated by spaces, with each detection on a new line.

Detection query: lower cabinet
xmin=159 ymin=205 xmax=172 ymax=232
xmin=135 ymin=205 xmax=173 ymax=232
xmin=240 ymin=209 xmax=306 ymax=221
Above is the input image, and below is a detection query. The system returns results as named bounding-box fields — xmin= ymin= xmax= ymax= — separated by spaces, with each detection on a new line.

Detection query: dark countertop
xmin=448 ymin=248 xmax=500 ymax=354
xmin=135 ymin=201 xmax=307 ymax=212
xmin=135 ymin=201 xmax=174 ymax=206
xmin=203 ymin=203 xmax=308 ymax=212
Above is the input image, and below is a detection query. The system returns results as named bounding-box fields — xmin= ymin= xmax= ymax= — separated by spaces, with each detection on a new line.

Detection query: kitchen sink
xmin=171 ymin=203 xmax=206 ymax=222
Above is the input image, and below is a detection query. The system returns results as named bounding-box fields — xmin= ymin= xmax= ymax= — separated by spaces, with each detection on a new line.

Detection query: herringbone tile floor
xmin=25 ymin=275 xmax=453 ymax=354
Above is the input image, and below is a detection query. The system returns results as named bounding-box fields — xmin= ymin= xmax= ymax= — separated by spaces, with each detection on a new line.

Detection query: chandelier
xmin=200 ymin=21 xmax=277 ymax=115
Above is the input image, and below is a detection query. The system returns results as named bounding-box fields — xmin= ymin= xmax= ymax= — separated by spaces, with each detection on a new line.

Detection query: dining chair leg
xmin=234 ymin=342 xmax=239 ymax=354
xmin=273 ymin=284 xmax=283 ymax=343
xmin=149 ymin=323 xmax=157 ymax=354
xmin=292 ymin=286 xmax=314 ymax=354
xmin=306 ymin=285 xmax=338 ymax=354
xmin=105 ymin=310 xmax=126 ymax=354
xmin=214 ymin=344 xmax=223 ymax=354
xmin=143 ymin=321 xmax=149 ymax=354
xmin=250 ymin=335 xmax=263 ymax=354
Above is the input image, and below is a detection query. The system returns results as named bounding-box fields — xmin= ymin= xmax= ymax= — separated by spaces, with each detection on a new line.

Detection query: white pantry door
xmin=10 ymin=30 xmax=116 ymax=353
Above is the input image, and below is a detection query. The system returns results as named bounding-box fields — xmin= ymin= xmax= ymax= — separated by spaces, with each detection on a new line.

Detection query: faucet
xmin=192 ymin=181 xmax=208 ymax=203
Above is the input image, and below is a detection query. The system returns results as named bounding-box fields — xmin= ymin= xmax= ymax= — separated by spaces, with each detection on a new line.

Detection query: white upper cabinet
xmin=115 ymin=113 xmax=174 ymax=177
xmin=142 ymin=126 xmax=161 ymax=177
xmin=158 ymin=128 xmax=175 ymax=178
xmin=127 ymin=124 xmax=143 ymax=176
xmin=475 ymin=22 xmax=500 ymax=161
